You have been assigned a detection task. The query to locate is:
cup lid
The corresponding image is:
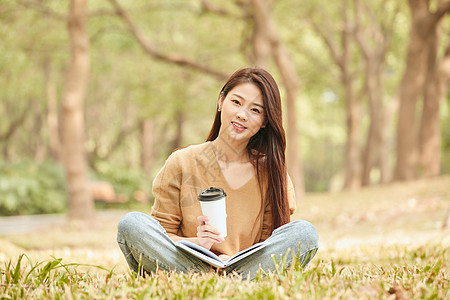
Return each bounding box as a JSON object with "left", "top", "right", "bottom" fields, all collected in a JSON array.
[{"left": 198, "top": 187, "right": 226, "bottom": 201}]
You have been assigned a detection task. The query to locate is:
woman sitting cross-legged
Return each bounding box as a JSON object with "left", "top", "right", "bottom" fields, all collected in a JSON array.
[{"left": 117, "top": 67, "right": 319, "bottom": 280}]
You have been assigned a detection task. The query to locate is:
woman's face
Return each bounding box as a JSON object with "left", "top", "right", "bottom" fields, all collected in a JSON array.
[{"left": 218, "top": 82, "right": 266, "bottom": 145}]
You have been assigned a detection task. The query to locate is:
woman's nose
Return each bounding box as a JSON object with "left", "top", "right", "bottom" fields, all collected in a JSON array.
[{"left": 236, "top": 107, "right": 248, "bottom": 121}]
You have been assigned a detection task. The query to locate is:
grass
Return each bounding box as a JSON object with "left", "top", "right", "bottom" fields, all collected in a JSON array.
[
  {"left": 1, "top": 176, "right": 450, "bottom": 299},
  {"left": 1, "top": 246, "right": 448, "bottom": 299}
]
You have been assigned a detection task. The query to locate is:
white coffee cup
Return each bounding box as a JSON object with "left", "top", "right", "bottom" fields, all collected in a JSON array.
[{"left": 198, "top": 187, "right": 227, "bottom": 238}]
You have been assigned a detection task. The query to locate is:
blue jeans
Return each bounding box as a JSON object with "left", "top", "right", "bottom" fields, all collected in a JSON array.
[{"left": 117, "top": 212, "right": 318, "bottom": 280}]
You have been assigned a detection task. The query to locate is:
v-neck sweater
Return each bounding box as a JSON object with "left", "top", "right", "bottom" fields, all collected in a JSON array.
[{"left": 150, "top": 142, "right": 296, "bottom": 256}]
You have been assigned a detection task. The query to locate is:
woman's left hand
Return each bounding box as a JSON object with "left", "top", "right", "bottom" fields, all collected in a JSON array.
[{"left": 196, "top": 216, "right": 224, "bottom": 250}]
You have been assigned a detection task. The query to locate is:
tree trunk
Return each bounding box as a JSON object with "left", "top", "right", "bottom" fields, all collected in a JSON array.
[
  {"left": 0, "top": 105, "right": 29, "bottom": 161},
  {"left": 379, "top": 105, "right": 394, "bottom": 184},
  {"left": 360, "top": 67, "right": 383, "bottom": 186},
  {"left": 358, "top": 51, "right": 389, "bottom": 186},
  {"left": 418, "top": 27, "right": 449, "bottom": 177},
  {"left": 342, "top": 0, "right": 362, "bottom": 189},
  {"left": 354, "top": 0, "right": 394, "bottom": 186},
  {"left": 171, "top": 107, "right": 184, "bottom": 152},
  {"left": 31, "top": 98, "right": 46, "bottom": 161},
  {"left": 379, "top": 90, "right": 399, "bottom": 184},
  {"left": 343, "top": 74, "right": 362, "bottom": 189},
  {"left": 141, "top": 119, "right": 154, "bottom": 175},
  {"left": 361, "top": 80, "right": 385, "bottom": 186},
  {"left": 394, "top": 0, "right": 450, "bottom": 181},
  {"left": 394, "top": 23, "right": 428, "bottom": 180},
  {"left": 308, "top": 0, "right": 363, "bottom": 190},
  {"left": 247, "top": 0, "right": 271, "bottom": 68},
  {"left": 44, "top": 57, "right": 62, "bottom": 162},
  {"left": 62, "top": 0, "right": 94, "bottom": 220}
]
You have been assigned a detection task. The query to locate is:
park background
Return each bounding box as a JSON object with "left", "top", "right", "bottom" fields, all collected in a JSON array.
[{"left": 1, "top": 0, "right": 449, "bottom": 298}]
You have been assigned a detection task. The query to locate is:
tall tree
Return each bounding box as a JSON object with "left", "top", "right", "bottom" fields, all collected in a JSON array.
[
  {"left": 62, "top": 0, "right": 94, "bottom": 220},
  {"left": 0, "top": 106, "right": 28, "bottom": 160},
  {"left": 309, "top": 0, "right": 363, "bottom": 189},
  {"left": 418, "top": 38, "right": 450, "bottom": 177},
  {"left": 250, "top": 0, "right": 305, "bottom": 197},
  {"left": 394, "top": 0, "right": 450, "bottom": 180},
  {"left": 354, "top": 0, "right": 398, "bottom": 185},
  {"left": 44, "top": 57, "right": 62, "bottom": 162},
  {"left": 244, "top": 0, "right": 271, "bottom": 68},
  {"left": 141, "top": 119, "right": 154, "bottom": 175}
]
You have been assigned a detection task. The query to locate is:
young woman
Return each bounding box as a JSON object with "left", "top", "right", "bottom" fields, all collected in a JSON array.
[{"left": 117, "top": 68, "right": 318, "bottom": 280}]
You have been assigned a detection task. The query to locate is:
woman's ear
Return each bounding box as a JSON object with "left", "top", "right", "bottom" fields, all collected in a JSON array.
[{"left": 218, "top": 93, "right": 225, "bottom": 111}]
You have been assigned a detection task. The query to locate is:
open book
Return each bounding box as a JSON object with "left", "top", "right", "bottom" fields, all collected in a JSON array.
[{"left": 175, "top": 240, "right": 267, "bottom": 269}]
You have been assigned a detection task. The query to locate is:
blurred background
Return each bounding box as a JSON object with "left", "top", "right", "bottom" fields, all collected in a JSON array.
[{"left": 1, "top": 0, "right": 449, "bottom": 221}]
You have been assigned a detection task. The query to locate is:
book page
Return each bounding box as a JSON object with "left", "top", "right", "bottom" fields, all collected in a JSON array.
[
  {"left": 175, "top": 240, "right": 225, "bottom": 268},
  {"left": 224, "top": 241, "right": 267, "bottom": 265},
  {"left": 175, "top": 239, "right": 268, "bottom": 269}
]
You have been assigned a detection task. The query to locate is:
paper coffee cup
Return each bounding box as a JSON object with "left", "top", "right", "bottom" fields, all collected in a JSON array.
[{"left": 198, "top": 187, "right": 227, "bottom": 238}]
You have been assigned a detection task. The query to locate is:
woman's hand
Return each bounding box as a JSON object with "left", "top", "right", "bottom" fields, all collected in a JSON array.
[{"left": 196, "top": 216, "right": 224, "bottom": 250}]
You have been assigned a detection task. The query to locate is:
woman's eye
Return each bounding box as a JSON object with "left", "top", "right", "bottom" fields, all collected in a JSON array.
[
  {"left": 231, "top": 99, "right": 240, "bottom": 105},
  {"left": 252, "top": 108, "right": 261, "bottom": 114}
]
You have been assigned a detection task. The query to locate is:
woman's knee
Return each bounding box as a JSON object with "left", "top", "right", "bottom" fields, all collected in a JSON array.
[
  {"left": 118, "top": 211, "right": 158, "bottom": 236},
  {"left": 288, "top": 220, "right": 319, "bottom": 250}
]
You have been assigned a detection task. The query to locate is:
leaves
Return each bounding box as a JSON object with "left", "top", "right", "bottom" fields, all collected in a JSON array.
[{"left": 0, "top": 160, "right": 66, "bottom": 215}]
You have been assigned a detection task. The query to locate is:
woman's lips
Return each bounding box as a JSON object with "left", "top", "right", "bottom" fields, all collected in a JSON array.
[{"left": 231, "top": 121, "right": 246, "bottom": 132}]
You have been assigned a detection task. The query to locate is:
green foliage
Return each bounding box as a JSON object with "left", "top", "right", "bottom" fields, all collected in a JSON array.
[
  {"left": 94, "top": 161, "right": 151, "bottom": 204},
  {"left": 1, "top": 0, "right": 449, "bottom": 196},
  {"left": 0, "top": 160, "right": 67, "bottom": 216}
]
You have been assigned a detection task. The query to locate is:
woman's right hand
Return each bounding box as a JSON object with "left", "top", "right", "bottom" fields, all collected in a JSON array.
[{"left": 196, "top": 216, "right": 224, "bottom": 250}]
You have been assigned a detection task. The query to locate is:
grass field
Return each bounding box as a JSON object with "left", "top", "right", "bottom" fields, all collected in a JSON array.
[{"left": 1, "top": 176, "right": 449, "bottom": 299}]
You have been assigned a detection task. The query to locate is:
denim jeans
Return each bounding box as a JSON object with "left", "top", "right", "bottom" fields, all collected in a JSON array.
[{"left": 117, "top": 211, "right": 319, "bottom": 280}]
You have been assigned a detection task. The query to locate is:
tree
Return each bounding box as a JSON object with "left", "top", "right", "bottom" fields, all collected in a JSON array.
[
  {"left": 62, "top": 0, "right": 95, "bottom": 220},
  {"left": 0, "top": 107, "right": 29, "bottom": 160},
  {"left": 418, "top": 33, "right": 450, "bottom": 177},
  {"left": 354, "top": 0, "right": 399, "bottom": 185},
  {"left": 394, "top": 0, "right": 450, "bottom": 180},
  {"left": 107, "top": 0, "right": 228, "bottom": 81},
  {"left": 308, "top": 0, "right": 363, "bottom": 189},
  {"left": 44, "top": 57, "right": 62, "bottom": 162},
  {"left": 141, "top": 119, "right": 154, "bottom": 175}
]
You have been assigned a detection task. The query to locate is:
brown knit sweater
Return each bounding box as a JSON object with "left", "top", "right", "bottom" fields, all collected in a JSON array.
[{"left": 150, "top": 142, "right": 296, "bottom": 256}]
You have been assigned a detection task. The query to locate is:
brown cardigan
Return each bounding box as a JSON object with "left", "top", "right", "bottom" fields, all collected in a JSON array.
[{"left": 150, "top": 142, "right": 296, "bottom": 256}]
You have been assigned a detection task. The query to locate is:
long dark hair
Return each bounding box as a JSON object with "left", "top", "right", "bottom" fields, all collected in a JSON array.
[{"left": 206, "top": 68, "right": 289, "bottom": 230}]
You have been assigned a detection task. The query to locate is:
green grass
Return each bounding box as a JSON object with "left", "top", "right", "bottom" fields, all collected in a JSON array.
[
  {"left": 1, "top": 246, "right": 448, "bottom": 299},
  {"left": 1, "top": 176, "right": 450, "bottom": 299}
]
